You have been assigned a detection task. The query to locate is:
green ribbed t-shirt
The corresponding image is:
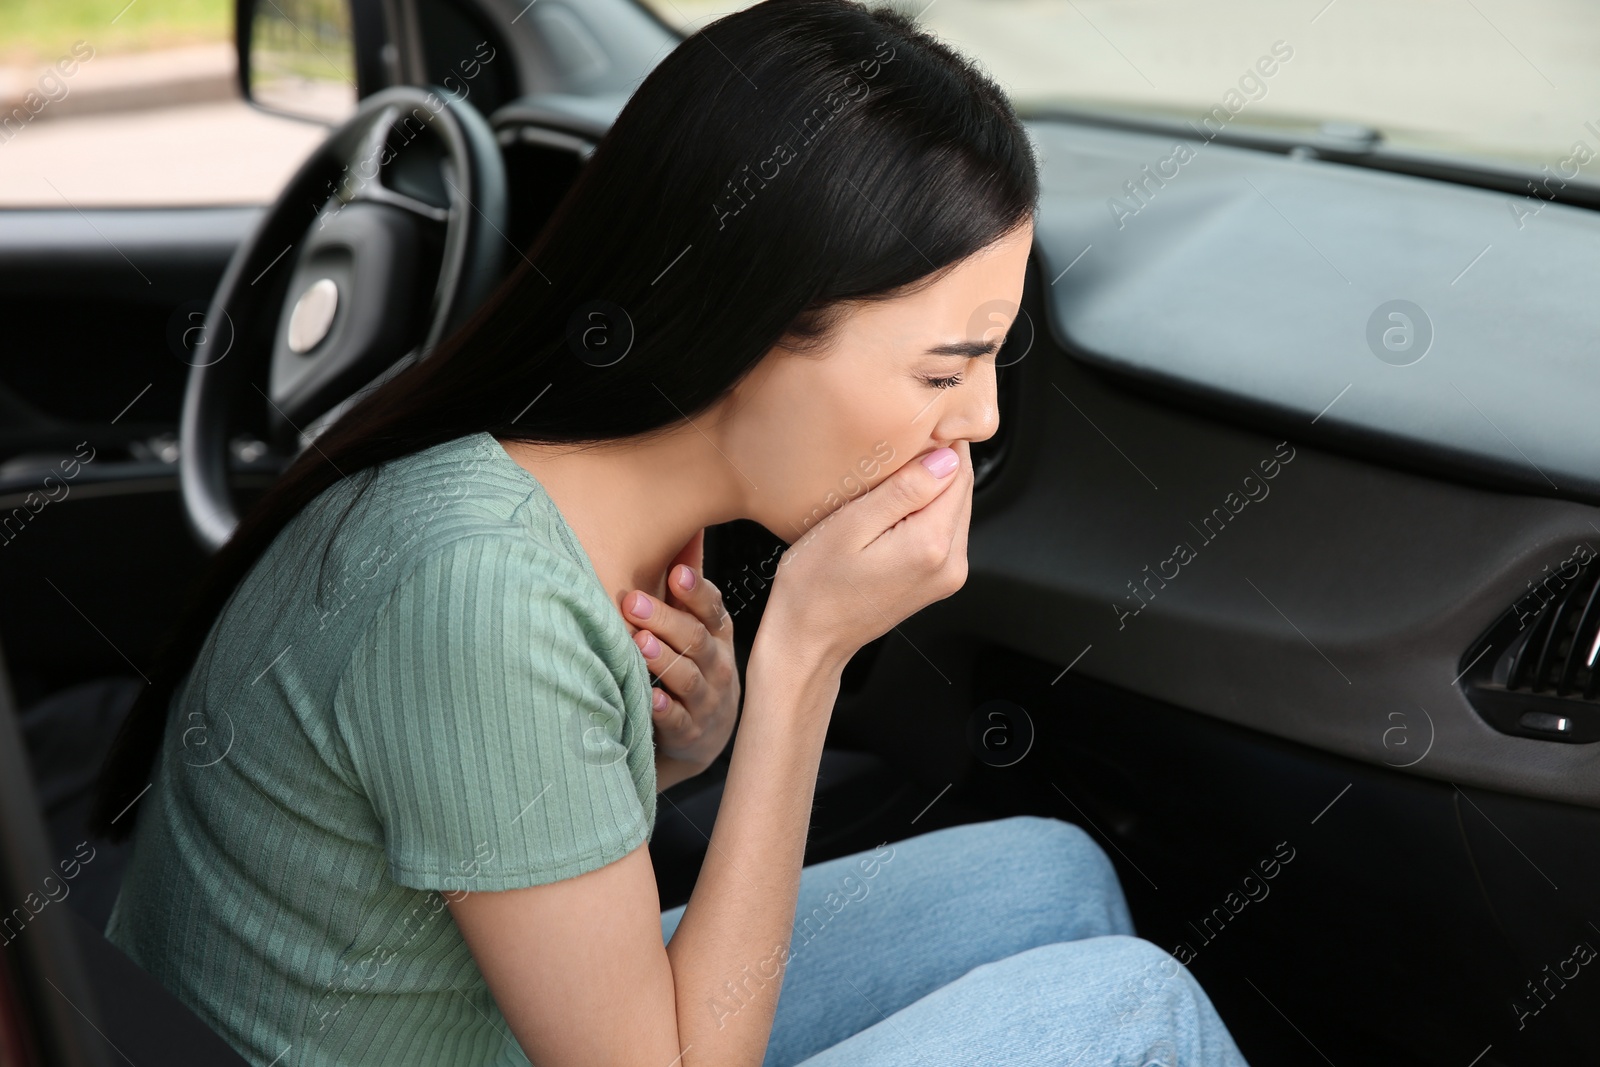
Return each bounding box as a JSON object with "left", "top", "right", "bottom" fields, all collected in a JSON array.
[{"left": 105, "top": 432, "right": 658, "bottom": 1066}]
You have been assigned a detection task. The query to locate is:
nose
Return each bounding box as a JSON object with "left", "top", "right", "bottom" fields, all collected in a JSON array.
[{"left": 939, "top": 358, "right": 1000, "bottom": 445}]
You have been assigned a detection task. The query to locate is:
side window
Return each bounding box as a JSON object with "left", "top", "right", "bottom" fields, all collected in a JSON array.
[{"left": 0, "top": 1, "right": 345, "bottom": 207}]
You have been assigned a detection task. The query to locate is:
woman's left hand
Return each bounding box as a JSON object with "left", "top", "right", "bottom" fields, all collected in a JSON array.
[{"left": 621, "top": 530, "right": 739, "bottom": 786}]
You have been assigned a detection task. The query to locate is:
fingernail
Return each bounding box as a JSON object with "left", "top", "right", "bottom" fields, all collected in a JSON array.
[
  {"left": 676, "top": 566, "right": 696, "bottom": 592},
  {"left": 921, "top": 447, "right": 958, "bottom": 478},
  {"left": 627, "top": 592, "right": 653, "bottom": 619},
  {"left": 652, "top": 688, "right": 668, "bottom": 712},
  {"left": 638, "top": 631, "right": 661, "bottom": 658}
]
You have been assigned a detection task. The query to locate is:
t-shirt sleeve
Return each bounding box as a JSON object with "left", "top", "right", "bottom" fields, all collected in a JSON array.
[{"left": 335, "top": 532, "right": 653, "bottom": 893}]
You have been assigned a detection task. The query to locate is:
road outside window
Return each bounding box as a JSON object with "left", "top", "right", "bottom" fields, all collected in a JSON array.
[{"left": 0, "top": 0, "right": 335, "bottom": 206}]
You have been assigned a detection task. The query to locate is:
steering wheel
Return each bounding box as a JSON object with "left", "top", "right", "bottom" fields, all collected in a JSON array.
[{"left": 179, "top": 85, "right": 508, "bottom": 553}]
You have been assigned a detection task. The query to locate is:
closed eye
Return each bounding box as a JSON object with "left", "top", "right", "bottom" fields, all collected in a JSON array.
[{"left": 920, "top": 373, "right": 964, "bottom": 390}]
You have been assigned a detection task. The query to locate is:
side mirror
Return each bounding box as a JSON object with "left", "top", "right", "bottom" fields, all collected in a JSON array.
[{"left": 237, "top": 0, "right": 361, "bottom": 125}]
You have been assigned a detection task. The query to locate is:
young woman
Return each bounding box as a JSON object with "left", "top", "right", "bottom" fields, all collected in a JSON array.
[{"left": 92, "top": 2, "right": 1251, "bottom": 1064}]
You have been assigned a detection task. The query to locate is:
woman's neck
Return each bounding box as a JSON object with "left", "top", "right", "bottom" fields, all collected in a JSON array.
[{"left": 494, "top": 433, "right": 744, "bottom": 611}]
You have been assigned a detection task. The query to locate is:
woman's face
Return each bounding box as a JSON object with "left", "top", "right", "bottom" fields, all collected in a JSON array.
[{"left": 719, "top": 220, "right": 1034, "bottom": 543}]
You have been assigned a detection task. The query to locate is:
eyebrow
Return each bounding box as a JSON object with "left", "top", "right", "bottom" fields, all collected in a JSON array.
[{"left": 924, "top": 337, "right": 1005, "bottom": 357}]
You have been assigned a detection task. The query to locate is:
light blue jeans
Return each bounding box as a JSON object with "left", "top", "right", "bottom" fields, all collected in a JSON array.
[{"left": 661, "top": 815, "right": 1251, "bottom": 1067}]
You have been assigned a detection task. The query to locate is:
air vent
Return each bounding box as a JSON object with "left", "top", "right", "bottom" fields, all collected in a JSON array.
[{"left": 1458, "top": 551, "right": 1600, "bottom": 743}]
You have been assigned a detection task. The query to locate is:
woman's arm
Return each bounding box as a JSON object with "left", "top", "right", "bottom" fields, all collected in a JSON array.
[{"left": 447, "top": 626, "right": 842, "bottom": 1067}]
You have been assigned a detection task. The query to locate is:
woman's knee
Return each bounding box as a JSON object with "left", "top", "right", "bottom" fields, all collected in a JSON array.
[
  {"left": 999, "top": 815, "right": 1115, "bottom": 876},
  {"left": 991, "top": 816, "right": 1127, "bottom": 917},
  {"left": 1024, "top": 937, "right": 1227, "bottom": 1066},
  {"left": 938, "top": 813, "right": 1103, "bottom": 867},
  {"left": 885, "top": 814, "right": 1132, "bottom": 941},
  {"left": 1087, "top": 935, "right": 1198, "bottom": 1022},
  {"left": 982, "top": 935, "right": 1196, "bottom": 1017},
  {"left": 803, "top": 938, "right": 1234, "bottom": 1067}
]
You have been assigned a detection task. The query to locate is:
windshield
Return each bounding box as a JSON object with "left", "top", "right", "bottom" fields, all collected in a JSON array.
[{"left": 637, "top": 0, "right": 1600, "bottom": 181}]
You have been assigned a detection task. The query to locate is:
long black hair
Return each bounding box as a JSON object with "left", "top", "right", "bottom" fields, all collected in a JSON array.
[{"left": 91, "top": 0, "right": 1039, "bottom": 840}]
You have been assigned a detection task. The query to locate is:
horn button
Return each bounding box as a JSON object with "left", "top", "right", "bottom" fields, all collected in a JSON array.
[{"left": 268, "top": 200, "right": 441, "bottom": 427}]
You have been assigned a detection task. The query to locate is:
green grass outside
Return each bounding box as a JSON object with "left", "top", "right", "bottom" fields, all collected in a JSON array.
[{"left": 0, "top": 0, "right": 232, "bottom": 65}]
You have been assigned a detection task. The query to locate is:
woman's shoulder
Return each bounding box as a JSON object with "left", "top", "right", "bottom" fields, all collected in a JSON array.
[
  {"left": 321, "top": 432, "right": 583, "bottom": 585},
  {"left": 254, "top": 432, "right": 607, "bottom": 648},
  {"left": 359, "top": 431, "right": 543, "bottom": 537}
]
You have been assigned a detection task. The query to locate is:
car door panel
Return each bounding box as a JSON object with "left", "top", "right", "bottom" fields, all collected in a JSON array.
[{"left": 0, "top": 207, "right": 263, "bottom": 704}]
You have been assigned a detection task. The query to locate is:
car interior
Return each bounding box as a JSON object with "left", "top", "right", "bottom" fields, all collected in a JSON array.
[{"left": 1, "top": 0, "right": 1597, "bottom": 1064}]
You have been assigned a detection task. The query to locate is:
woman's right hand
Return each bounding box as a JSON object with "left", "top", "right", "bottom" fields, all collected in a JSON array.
[{"left": 759, "top": 437, "right": 974, "bottom": 673}]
